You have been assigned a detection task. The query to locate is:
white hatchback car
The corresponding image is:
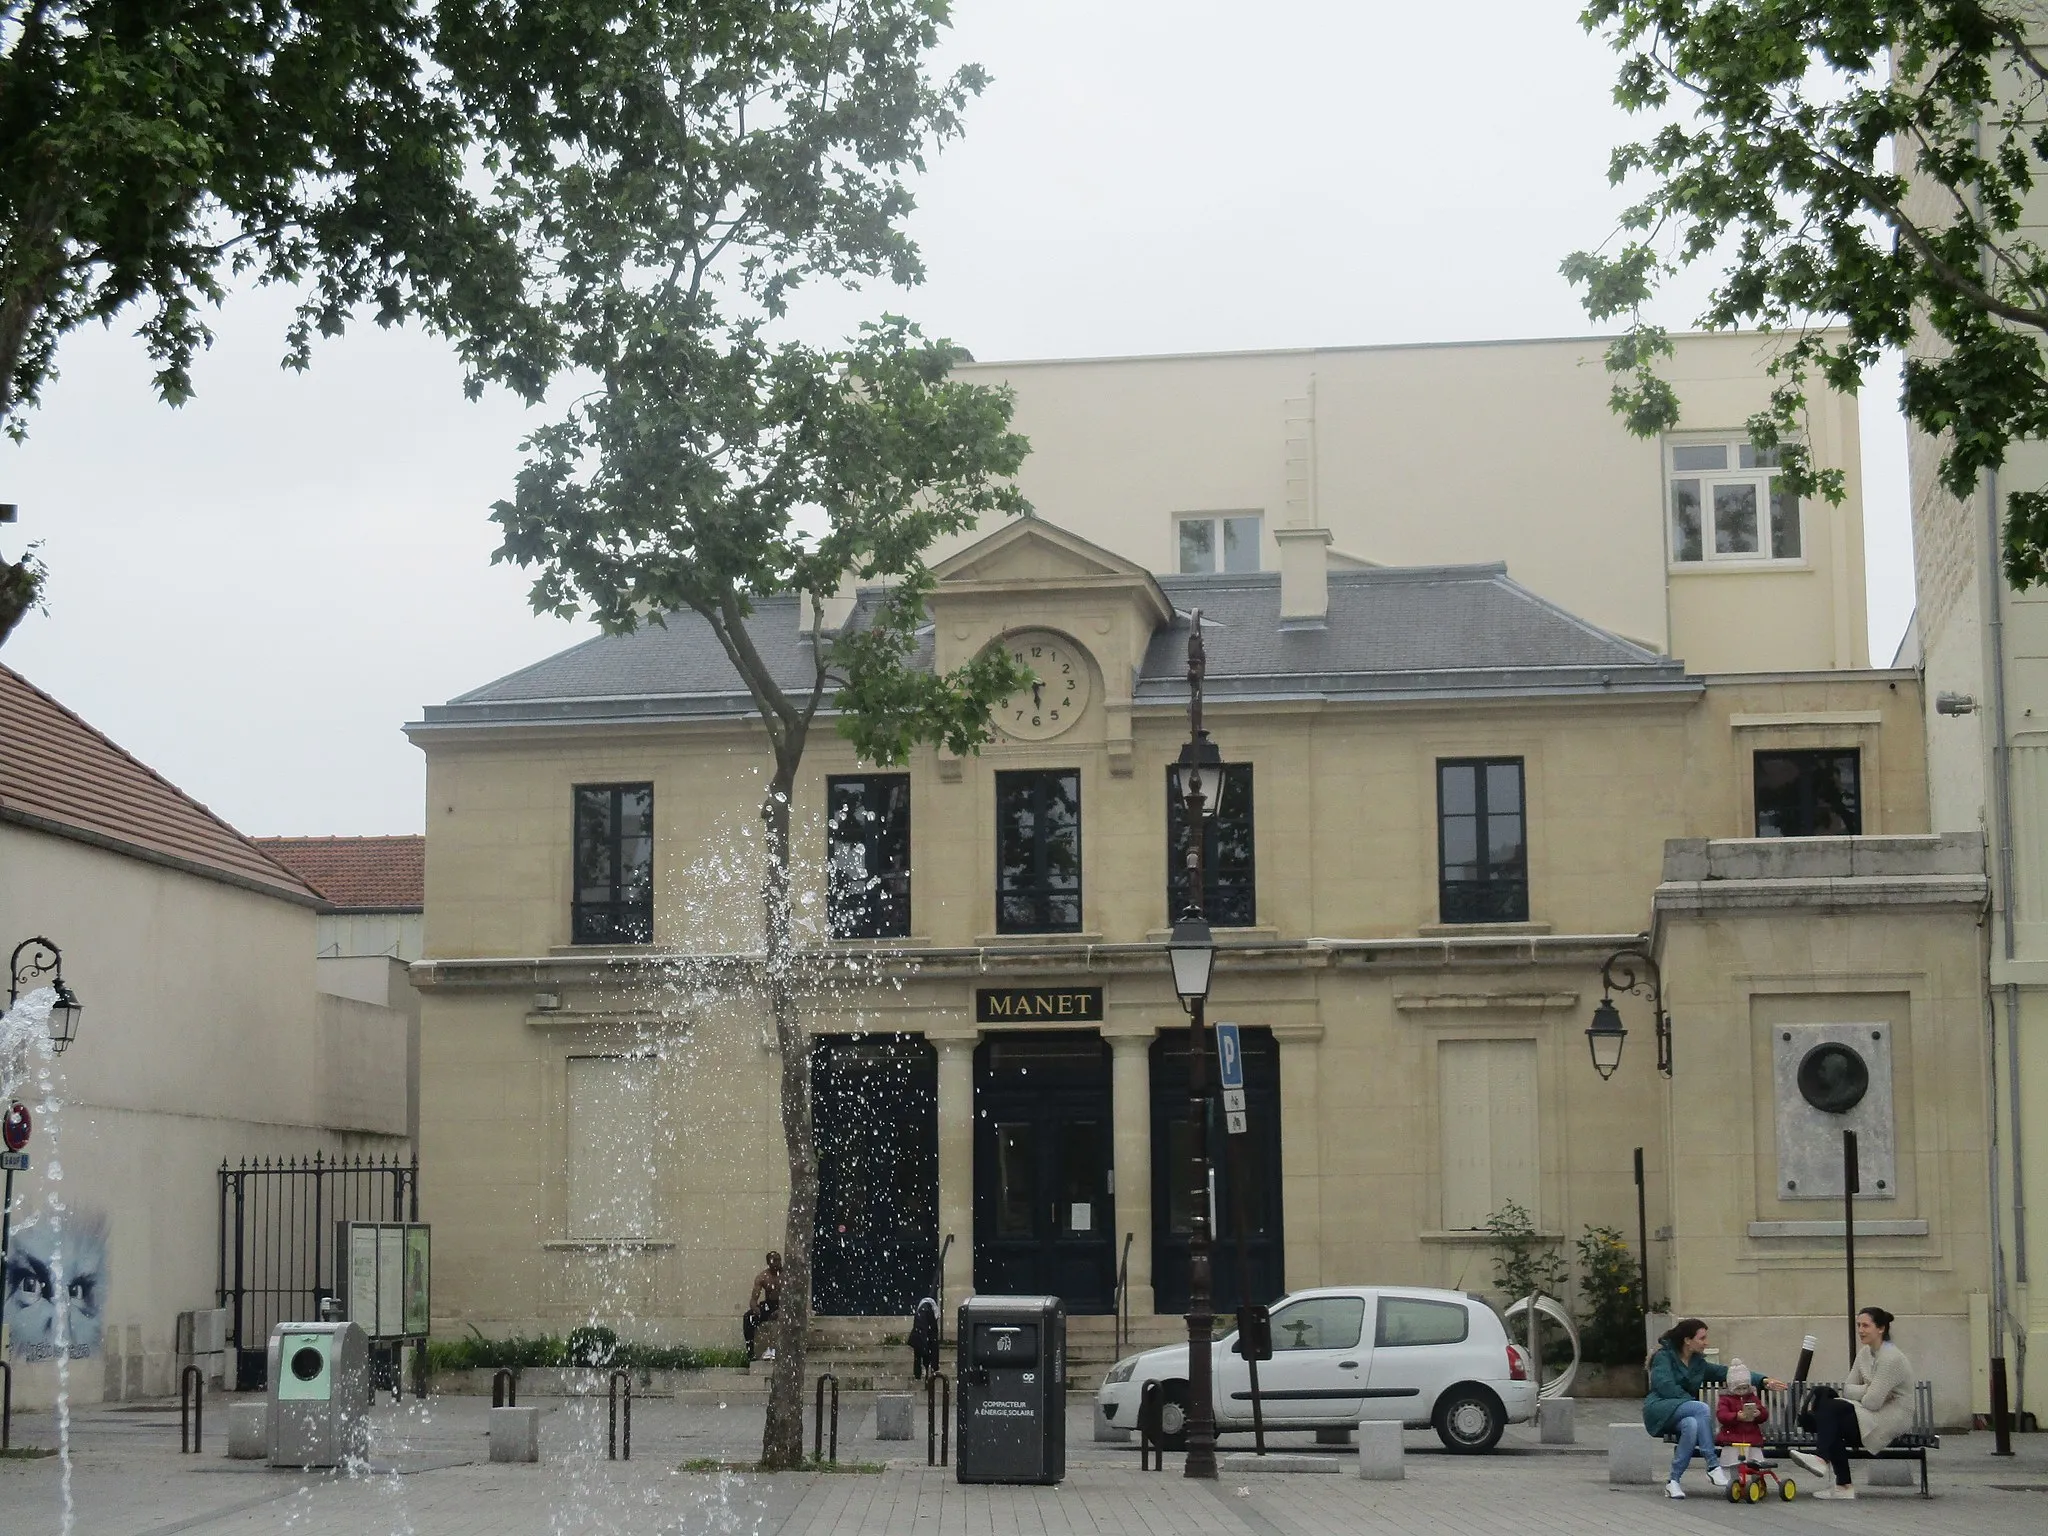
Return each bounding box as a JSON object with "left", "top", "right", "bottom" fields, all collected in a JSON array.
[{"left": 1095, "top": 1286, "right": 1537, "bottom": 1453}]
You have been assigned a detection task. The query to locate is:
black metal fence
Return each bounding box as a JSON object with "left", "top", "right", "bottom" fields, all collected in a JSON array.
[{"left": 217, "top": 1153, "right": 417, "bottom": 1387}]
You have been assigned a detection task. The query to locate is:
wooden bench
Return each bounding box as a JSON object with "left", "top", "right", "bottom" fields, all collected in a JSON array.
[{"left": 1682, "top": 1381, "right": 1939, "bottom": 1497}]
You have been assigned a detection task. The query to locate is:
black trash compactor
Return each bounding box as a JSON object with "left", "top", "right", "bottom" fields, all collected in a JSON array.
[{"left": 955, "top": 1295, "right": 1066, "bottom": 1484}]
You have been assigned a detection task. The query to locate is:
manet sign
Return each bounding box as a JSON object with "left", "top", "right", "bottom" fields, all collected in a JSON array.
[{"left": 975, "top": 987, "right": 1103, "bottom": 1024}]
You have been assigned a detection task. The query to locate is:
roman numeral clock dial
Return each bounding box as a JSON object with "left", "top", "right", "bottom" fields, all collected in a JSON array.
[{"left": 996, "top": 631, "right": 1090, "bottom": 741}]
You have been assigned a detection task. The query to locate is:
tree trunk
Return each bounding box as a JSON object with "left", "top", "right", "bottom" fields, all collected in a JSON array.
[{"left": 758, "top": 761, "right": 819, "bottom": 1468}]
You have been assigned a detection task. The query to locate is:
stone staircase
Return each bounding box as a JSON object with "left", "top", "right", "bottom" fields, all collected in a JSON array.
[{"left": 797, "top": 1312, "right": 1185, "bottom": 1393}]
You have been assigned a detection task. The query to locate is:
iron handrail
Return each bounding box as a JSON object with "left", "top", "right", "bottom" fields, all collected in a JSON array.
[{"left": 1115, "top": 1232, "right": 1134, "bottom": 1357}]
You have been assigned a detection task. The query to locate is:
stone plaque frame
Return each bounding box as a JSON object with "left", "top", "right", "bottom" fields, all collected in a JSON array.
[{"left": 1771, "top": 1023, "right": 1896, "bottom": 1200}]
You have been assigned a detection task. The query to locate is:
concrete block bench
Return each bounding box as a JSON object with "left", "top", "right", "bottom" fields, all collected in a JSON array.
[
  {"left": 489, "top": 1406, "right": 540, "bottom": 1463},
  {"left": 226, "top": 1401, "right": 268, "bottom": 1460},
  {"left": 1357, "top": 1420, "right": 1403, "bottom": 1481},
  {"left": 1609, "top": 1423, "right": 1665, "bottom": 1484}
]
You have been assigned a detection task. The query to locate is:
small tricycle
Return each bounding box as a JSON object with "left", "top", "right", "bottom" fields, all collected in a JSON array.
[{"left": 1726, "top": 1453, "right": 1797, "bottom": 1503}]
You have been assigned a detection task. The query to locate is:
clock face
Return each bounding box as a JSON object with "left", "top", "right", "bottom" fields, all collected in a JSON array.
[{"left": 997, "top": 631, "right": 1091, "bottom": 740}]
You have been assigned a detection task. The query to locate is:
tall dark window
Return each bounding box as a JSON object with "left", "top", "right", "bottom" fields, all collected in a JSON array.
[
  {"left": 572, "top": 784, "right": 653, "bottom": 943},
  {"left": 1754, "top": 750, "right": 1861, "bottom": 836},
  {"left": 827, "top": 774, "right": 912, "bottom": 938},
  {"left": 1437, "top": 758, "right": 1528, "bottom": 923},
  {"left": 1165, "top": 764, "right": 1256, "bottom": 926},
  {"left": 996, "top": 769, "right": 1082, "bottom": 933}
]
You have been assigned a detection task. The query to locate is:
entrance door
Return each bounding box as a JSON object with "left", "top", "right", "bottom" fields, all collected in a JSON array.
[
  {"left": 812, "top": 1035, "right": 938, "bottom": 1315},
  {"left": 973, "top": 1032, "right": 1116, "bottom": 1312},
  {"left": 1151, "top": 1026, "right": 1284, "bottom": 1313}
]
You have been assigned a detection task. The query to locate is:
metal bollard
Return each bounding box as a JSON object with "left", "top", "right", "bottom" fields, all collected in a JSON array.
[
  {"left": 2, "top": 1359, "right": 12, "bottom": 1451},
  {"left": 179, "top": 1365, "right": 204, "bottom": 1454},
  {"left": 813, "top": 1372, "right": 839, "bottom": 1463},
  {"left": 925, "top": 1371, "right": 950, "bottom": 1467},
  {"left": 607, "top": 1370, "right": 632, "bottom": 1461},
  {"left": 491, "top": 1369, "right": 517, "bottom": 1408},
  {"left": 1137, "top": 1381, "right": 1164, "bottom": 1471}
]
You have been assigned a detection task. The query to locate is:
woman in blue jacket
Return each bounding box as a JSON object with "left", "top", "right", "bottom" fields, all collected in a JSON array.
[{"left": 1644, "top": 1318, "right": 1785, "bottom": 1499}]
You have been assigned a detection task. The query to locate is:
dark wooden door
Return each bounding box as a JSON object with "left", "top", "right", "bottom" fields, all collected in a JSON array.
[
  {"left": 1151, "top": 1026, "right": 1284, "bottom": 1314},
  {"left": 812, "top": 1035, "right": 938, "bottom": 1315},
  {"left": 973, "top": 1033, "right": 1116, "bottom": 1312}
]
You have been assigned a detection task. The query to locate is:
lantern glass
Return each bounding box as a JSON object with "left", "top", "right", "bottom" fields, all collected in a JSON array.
[
  {"left": 1167, "top": 916, "right": 1215, "bottom": 1004},
  {"left": 1586, "top": 996, "right": 1626, "bottom": 1080},
  {"left": 1173, "top": 733, "right": 1224, "bottom": 819},
  {"left": 47, "top": 980, "right": 82, "bottom": 1053}
]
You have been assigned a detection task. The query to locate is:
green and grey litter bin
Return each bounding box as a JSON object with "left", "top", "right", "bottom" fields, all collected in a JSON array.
[
  {"left": 266, "top": 1321, "right": 370, "bottom": 1468},
  {"left": 956, "top": 1295, "right": 1065, "bottom": 1484}
]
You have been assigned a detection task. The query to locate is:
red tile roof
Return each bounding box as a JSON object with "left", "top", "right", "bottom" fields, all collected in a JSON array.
[
  {"left": 0, "top": 663, "right": 320, "bottom": 904},
  {"left": 253, "top": 836, "right": 424, "bottom": 911}
]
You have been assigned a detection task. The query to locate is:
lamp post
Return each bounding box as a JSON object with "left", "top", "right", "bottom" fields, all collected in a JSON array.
[
  {"left": 1169, "top": 611, "right": 1221, "bottom": 1480},
  {"left": 1584, "top": 942, "right": 1668, "bottom": 1081}
]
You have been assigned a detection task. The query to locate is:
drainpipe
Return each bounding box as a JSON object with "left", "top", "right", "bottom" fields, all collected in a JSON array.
[{"left": 1983, "top": 465, "right": 2029, "bottom": 1425}]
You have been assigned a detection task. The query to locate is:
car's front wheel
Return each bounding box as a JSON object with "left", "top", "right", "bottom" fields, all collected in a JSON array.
[
  {"left": 1432, "top": 1385, "right": 1505, "bottom": 1453},
  {"left": 1145, "top": 1380, "right": 1190, "bottom": 1451}
]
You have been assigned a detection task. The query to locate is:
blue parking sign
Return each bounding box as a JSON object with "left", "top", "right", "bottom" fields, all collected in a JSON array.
[{"left": 1215, "top": 1022, "right": 1245, "bottom": 1091}]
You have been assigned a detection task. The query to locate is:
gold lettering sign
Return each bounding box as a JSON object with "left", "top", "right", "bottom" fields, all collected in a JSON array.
[{"left": 976, "top": 987, "right": 1104, "bottom": 1024}]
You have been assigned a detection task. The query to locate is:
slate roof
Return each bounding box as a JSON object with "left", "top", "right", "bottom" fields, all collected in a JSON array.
[
  {"left": 254, "top": 835, "right": 425, "bottom": 911},
  {"left": 0, "top": 663, "right": 321, "bottom": 904},
  {"left": 416, "top": 563, "right": 1689, "bottom": 731}
]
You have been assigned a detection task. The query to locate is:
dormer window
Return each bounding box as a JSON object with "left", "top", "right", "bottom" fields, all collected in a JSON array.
[{"left": 1177, "top": 513, "right": 1262, "bottom": 574}]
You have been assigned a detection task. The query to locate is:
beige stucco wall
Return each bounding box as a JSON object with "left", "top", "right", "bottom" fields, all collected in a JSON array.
[
  {"left": 0, "top": 826, "right": 409, "bottom": 1409},
  {"left": 946, "top": 332, "right": 1867, "bottom": 673},
  {"left": 422, "top": 674, "right": 1925, "bottom": 965},
  {"left": 1652, "top": 839, "right": 1992, "bottom": 1428}
]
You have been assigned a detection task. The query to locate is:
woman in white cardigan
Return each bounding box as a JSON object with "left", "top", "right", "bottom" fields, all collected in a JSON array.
[{"left": 1794, "top": 1307, "right": 1915, "bottom": 1500}]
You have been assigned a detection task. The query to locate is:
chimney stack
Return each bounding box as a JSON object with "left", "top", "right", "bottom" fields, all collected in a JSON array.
[{"left": 1275, "top": 527, "right": 1332, "bottom": 625}]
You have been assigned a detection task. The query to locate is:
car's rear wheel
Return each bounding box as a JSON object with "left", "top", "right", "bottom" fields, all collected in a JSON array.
[
  {"left": 1146, "top": 1380, "right": 1190, "bottom": 1451},
  {"left": 1431, "top": 1385, "right": 1505, "bottom": 1453}
]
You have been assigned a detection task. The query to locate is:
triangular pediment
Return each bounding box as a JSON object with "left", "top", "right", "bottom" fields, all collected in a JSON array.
[{"left": 933, "top": 516, "right": 1160, "bottom": 590}]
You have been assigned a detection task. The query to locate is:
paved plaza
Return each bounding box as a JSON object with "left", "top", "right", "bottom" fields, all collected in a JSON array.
[{"left": 2, "top": 1394, "right": 2045, "bottom": 1536}]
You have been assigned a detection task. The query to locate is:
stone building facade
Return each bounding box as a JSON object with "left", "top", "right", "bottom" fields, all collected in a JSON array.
[{"left": 409, "top": 500, "right": 1991, "bottom": 1422}]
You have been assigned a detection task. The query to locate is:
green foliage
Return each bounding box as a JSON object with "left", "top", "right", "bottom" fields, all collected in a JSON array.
[
  {"left": 1567, "top": 1, "right": 2048, "bottom": 588},
  {"left": 1483, "top": 1201, "right": 1569, "bottom": 1302},
  {"left": 567, "top": 1323, "right": 619, "bottom": 1367},
  {"left": 425, "top": 1327, "right": 750, "bottom": 1373},
  {"left": 0, "top": 543, "right": 48, "bottom": 644},
  {"left": 1575, "top": 1224, "right": 1651, "bottom": 1366},
  {"left": 0, "top": 0, "right": 552, "bottom": 438}
]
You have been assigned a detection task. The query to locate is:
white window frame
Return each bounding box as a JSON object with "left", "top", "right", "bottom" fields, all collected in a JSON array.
[
  {"left": 1664, "top": 435, "right": 1804, "bottom": 567},
  {"left": 1174, "top": 512, "right": 1263, "bottom": 574}
]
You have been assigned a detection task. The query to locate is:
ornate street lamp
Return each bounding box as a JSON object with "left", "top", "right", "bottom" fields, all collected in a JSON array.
[
  {"left": 9, "top": 936, "right": 83, "bottom": 1054},
  {"left": 1585, "top": 997, "right": 1627, "bottom": 1080},
  {"left": 1171, "top": 610, "right": 1221, "bottom": 1480},
  {"left": 1586, "top": 943, "right": 1668, "bottom": 1080}
]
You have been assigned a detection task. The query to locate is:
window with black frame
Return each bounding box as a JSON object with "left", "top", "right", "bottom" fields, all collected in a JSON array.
[
  {"left": 1437, "top": 758, "right": 1528, "bottom": 923},
  {"left": 1164, "top": 763, "right": 1255, "bottom": 925},
  {"left": 572, "top": 783, "right": 654, "bottom": 943},
  {"left": 995, "top": 769, "right": 1082, "bottom": 933},
  {"left": 1754, "top": 749, "right": 1861, "bottom": 837},
  {"left": 826, "top": 774, "right": 912, "bottom": 938}
]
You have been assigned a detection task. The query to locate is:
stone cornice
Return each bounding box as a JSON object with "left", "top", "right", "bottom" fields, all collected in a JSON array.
[
  {"left": 1653, "top": 873, "right": 1989, "bottom": 917},
  {"left": 410, "top": 931, "right": 1648, "bottom": 993}
]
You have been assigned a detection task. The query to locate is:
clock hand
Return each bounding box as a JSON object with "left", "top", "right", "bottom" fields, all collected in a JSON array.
[{"left": 1032, "top": 680, "right": 1043, "bottom": 707}]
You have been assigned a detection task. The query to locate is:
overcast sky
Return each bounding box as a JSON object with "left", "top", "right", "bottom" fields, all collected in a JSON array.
[{"left": 1, "top": 1, "right": 1914, "bottom": 836}]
